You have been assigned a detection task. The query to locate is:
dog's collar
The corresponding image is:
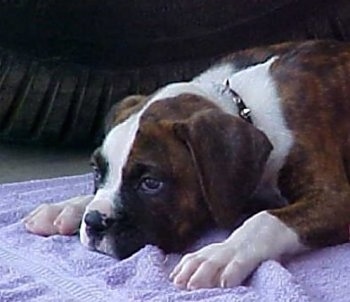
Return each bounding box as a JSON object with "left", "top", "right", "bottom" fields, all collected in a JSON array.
[{"left": 222, "top": 79, "right": 253, "bottom": 124}]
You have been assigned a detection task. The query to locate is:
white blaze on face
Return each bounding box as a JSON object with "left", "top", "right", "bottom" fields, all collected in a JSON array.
[
  {"left": 101, "top": 114, "right": 141, "bottom": 193},
  {"left": 80, "top": 82, "right": 209, "bottom": 248}
]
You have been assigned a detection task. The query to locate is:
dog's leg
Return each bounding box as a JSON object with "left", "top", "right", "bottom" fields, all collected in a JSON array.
[
  {"left": 170, "top": 209, "right": 305, "bottom": 289},
  {"left": 22, "top": 195, "right": 93, "bottom": 236},
  {"left": 170, "top": 188, "right": 350, "bottom": 290}
]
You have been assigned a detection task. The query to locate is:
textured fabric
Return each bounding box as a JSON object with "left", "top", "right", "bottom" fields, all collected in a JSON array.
[{"left": 0, "top": 174, "right": 349, "bottom": 302}]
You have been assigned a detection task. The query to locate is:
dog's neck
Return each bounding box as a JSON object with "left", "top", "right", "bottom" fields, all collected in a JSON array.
[
  {"left": 192, "top": 57, "right": 294, "bottom": 188},
  {"left": 192, "top": 57, "right": 279, "bottom": 126}
]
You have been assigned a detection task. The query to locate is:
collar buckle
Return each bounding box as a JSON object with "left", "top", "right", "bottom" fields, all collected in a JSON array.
[{"left": 222, "top": 79, "right": 253, "bottom": 124}]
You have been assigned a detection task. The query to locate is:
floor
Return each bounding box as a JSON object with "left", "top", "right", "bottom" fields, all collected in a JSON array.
[{"left": 0, "top": 143, "right": 92, "bottom": 184}]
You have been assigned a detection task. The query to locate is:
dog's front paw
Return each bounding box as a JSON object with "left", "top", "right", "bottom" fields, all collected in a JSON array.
[
  {"left": 22, "top": 195, "right": 93, "bottom": 236},
  {"left": 170, "top": 211, "right": 304, "bottom": 290},
  {"left": 170, "top": 241, "right": 258, "bottom": 290}
]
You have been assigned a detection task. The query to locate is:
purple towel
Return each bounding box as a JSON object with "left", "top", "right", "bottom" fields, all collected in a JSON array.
[{"left": 0, "top": 174, "right": 349, "bottom": 302}]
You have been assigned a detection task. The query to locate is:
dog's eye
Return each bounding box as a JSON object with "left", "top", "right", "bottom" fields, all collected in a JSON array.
[
  {"left": 92, "top": 165, "right": 102, "bottom": 183},
  {"left": 139, "top": 177, "right": 163, "bottom": 195}
]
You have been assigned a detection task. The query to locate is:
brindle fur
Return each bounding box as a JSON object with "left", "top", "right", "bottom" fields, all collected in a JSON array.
[{"left": 222, "top": 40, "right": 350, "bottom": 247}]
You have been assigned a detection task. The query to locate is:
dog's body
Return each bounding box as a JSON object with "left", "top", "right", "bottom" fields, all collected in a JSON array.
[{"left": 24, "top": 40, "right": 350, "bottom": 289}]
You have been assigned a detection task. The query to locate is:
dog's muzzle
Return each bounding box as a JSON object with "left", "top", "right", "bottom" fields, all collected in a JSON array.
[
  {"left": 80, "top": 202, "right": 145, "bottom": 259},
  {"left": 84, "top": 210, "right": 115, "bottom": 236},
  {"left": 80, "top": 202, "right": 118, "bottom": 256}
]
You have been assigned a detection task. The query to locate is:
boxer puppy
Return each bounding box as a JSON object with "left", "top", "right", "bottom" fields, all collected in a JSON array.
[{"left": 23, "top": 40, "right": 350, "bottom": 290}]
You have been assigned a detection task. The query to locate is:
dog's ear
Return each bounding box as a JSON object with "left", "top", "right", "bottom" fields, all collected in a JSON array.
[
  {"left": 104, "top": 95, "right": 147, "bottom": 134},
  {"left": 173, "top": 109, "right": 273, "bottom": 228}
]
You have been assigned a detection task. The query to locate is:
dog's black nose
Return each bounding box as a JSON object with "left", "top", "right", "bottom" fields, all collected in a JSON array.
[{"left": 84, "top": 210, "right": 113, "bottom": 233}]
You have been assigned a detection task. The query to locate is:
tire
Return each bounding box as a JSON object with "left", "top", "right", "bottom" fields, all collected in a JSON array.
[{"left": 0, "top": 0, "right": 349, "bottom": 146}]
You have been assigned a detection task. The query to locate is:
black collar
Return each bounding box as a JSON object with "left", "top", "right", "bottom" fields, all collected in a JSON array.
[{"left": 222, "top": 79, "right": 253, "bottom": 124}]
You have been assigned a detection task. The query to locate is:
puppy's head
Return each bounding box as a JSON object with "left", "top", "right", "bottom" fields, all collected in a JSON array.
[{"left": 80, "top": 83, "right": 272, "bottom": 259}]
